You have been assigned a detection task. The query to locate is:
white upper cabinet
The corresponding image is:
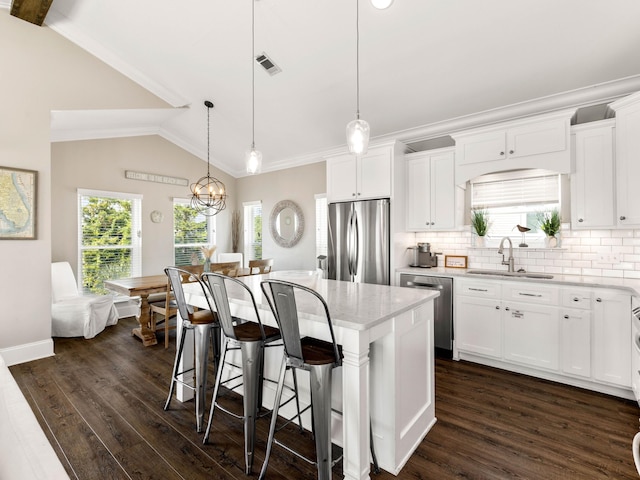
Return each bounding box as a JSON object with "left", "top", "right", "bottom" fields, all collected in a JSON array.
[
  {"left": 570, "top": 120, "right": 615, "bottom": 229},
  {"left": 452, "top": 109, "right": 574, "bottom": 185},
  {"left": 326, "top": 144, "right": 394, "bottom": 203},
  {"left": 610, "top": 92, "right": 640, "bottom": 226},
  {"left": 405, "top": 148, "right": 462, "bottom": 231}
]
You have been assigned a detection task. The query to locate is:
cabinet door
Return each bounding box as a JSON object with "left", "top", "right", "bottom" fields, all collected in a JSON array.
[
  {"left": 405, "top": 156, "right": 431, "bottom": 231},
  {"left": 560, "top": 309, "right": 591, "bottom": 378},
  {"left": 503, "top": 301, "right": 559, "bottom": 371},
  {"left": 455, "top": 295, "right": 502, "bottom": 358},
  {"left": 615, "top": 102, "right": 640, "bottom": 226},
  {"left": 455, "top": 130, "right": 505, "bottom": 165},
  {"left": 358, "top": 147, "right": 392, "bottom": 200},
  {"left": 429, "top": 151, "right": 456, "bottom": 230},
  {"left": 327, "top": 154, "right": 357, "bottom": 202},
  {"left": 593, "top": 291, "right": 631, "bottom": 387},
  {"left": 507, "top": 118, "right": 567, "bottom": 159},
  {"left": 571, "top": 124, "right": 615, "bottom": 229}
]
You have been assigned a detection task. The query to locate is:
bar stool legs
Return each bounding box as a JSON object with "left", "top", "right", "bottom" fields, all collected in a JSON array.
[
  {"left": 309, "top": 363, "right": 334, "bottom": 480},
  {"left": 203, "top": 337, "right": 263, "bottom": 475},
  {"left": 164, "top": 321, "right": 217, "bottom": 433}
]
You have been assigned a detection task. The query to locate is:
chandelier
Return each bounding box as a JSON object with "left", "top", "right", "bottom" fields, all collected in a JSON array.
[
  {"left": 190, "top": 100, "right": 227, "bottom": 216},
  {"left": 346, "top": 0, "right": 370, "bottom": 156}
]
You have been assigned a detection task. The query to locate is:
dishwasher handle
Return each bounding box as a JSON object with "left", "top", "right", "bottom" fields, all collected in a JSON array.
[{"left": 405, "top": 281, "right": 444, "bottom": 290}]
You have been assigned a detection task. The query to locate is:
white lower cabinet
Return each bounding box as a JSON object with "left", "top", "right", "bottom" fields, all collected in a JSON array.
[
  {"left": 455, "top": 277, "right": 632, "bottom": 397},
  {"left": 456, "top": 295, "right": 502, "bottom": 359},
  {"left": 592, "top": 290, "right": 631, "bottom": 387},
  {"left": 503, "top": 302, "right": 559, "bottom": 370},
  {"left": 560, "top": 308, "right": 591, "bottom": 378}
]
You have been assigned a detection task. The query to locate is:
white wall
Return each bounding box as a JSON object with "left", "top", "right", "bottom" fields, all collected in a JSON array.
[
  {"left": 236, "top": 162, "right": 326, "bottom": 272},
  {"left": 51, "top": 136, "right": 236, "bottom": 276},
  {"left": 0, "top": 9, "right": 168, "bottom": 364}
]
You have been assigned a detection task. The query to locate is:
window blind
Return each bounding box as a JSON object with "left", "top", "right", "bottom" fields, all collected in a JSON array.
[
  {"left": 243, "top": 201, "right": 262, "bottom": 261},
  {"left": 315, "top": 194, "right": 328, "bottom": 257},
  {"left": 472, "top": 171, "right": 560, "bottom": 208}
]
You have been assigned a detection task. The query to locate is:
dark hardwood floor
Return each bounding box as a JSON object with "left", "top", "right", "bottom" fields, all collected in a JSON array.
[{"left": 9, "top": 315, "right": 640, "bottom": 479}]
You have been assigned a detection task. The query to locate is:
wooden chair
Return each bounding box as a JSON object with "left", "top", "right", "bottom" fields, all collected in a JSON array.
[
  {"left": 248, "top": 258, "right": 273, "bottom": 275},
  {"left": 150, "top": 264, "right": 204, "bottom": 348},
  {"left": 209, "top": 261, "right": 241, "bottom": 277}
]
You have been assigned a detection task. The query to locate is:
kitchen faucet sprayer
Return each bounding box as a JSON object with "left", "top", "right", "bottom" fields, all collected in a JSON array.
[{"left": 498, "top": 237, "right": 515, "bottom": 272}]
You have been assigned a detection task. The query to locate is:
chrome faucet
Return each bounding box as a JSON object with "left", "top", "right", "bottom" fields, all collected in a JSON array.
[{"left": 498, "top": 237, "right": 515, "bottom": 272}]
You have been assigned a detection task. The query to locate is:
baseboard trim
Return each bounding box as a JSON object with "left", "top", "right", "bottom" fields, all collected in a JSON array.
[{"left": 0, "top": 339, "right": 55, "bottom": 366}]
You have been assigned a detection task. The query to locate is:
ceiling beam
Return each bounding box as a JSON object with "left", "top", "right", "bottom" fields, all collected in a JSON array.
[{"left": 11, "top": 0, "right": 53, "bottom": 26}]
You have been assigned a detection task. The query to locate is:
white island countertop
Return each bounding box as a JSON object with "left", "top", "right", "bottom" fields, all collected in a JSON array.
[{"left": 397, "top": 266, "right": 640, "bottom": 296}]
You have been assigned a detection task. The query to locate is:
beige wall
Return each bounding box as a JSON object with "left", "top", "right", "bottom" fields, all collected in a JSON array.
[
  {"left": 236, "top": 162, "right": 326, "bottom": 272},
  {"left": 0, "top": 9, "right": 167, "bottom": 362},
  {"left": 51, "top": 136, "right": 236, "bottom": 276}
]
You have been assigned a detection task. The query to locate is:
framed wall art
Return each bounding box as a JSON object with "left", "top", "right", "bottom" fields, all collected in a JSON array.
[
  {"left": 444, "top": 255, "right": 468, "bottom": 268},
  {"left": 0, "top": 166, "right": 37, "bottom": 239}
]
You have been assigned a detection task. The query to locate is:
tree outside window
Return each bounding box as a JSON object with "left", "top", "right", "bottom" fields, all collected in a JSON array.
[
  {"left": 173, "top": 199, "right": 216, "bottom": 266},
  {"left": 78, "top": 190, "right": 141, "bottom": 294}
]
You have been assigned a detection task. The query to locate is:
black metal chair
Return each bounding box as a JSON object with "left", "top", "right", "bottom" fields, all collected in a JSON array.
[
  {"left": 259, "top": 279, "right": 379, "bottom": 480},
  {"left": 163, "top": 267, "right": 220, "bottom": 433},
  {"left": 201, "top": 272, "right": 300, "bottom": 474}
]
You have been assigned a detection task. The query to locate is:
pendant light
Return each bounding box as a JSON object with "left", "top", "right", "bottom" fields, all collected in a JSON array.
[
  {"left": 246, "top": 0, "right": 262, "bottom": 175},
  {"left": 190, "top": 100, "right": 227, "bottom": 216},
  {"left": 346, "top": 0, "right": 370, "bottom": 156}
]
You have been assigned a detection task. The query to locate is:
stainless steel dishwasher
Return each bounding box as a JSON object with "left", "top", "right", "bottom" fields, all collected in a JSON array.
[{"left": 399, "top": 274, "right": 453, "bottom": 358}]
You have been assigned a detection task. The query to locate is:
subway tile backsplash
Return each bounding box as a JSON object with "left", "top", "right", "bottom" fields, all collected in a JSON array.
[{"left": 414, "top": 226, "right": 640, "bottom": 278}]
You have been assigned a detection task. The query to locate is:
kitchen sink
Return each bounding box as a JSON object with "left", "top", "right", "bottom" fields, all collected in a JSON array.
[{"left": 466, "top": 269, "right": 554, "bottom": 279}]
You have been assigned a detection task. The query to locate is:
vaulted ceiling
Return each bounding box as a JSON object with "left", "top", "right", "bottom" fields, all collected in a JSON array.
[{"left": 19, "top": 0, "right": 640, "bottom": 177}]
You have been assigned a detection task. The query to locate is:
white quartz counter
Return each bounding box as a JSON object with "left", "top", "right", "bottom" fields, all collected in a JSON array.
[{"left": 397, "top": 266, "right": 640, "bottom": 296}]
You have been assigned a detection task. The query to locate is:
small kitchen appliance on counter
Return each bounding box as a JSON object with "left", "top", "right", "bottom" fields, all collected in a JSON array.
[{"left": 408, "top": 242, "right": 438, "bottom": 268}]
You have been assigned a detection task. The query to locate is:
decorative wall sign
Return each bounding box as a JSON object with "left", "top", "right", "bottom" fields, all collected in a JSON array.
[
  {"left": 125, "top": 170, "right": 188, "bottom": 186},
  {"left": 0, "top": 166, "right": 37, "bottom": 239},
  {"left": 444, "top": 255, "right": 468, "bottom": 268}
]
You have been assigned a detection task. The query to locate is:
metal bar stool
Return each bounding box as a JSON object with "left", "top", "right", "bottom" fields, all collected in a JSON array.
[
  {"left": 259, "top": 279, "right": 379, "bottom": 480},
  {"left": 201, "top": 272, "right": 301, "bottom": 475},
  {"left": 163, "top": 267, "right": 220, "bottom": 433}
]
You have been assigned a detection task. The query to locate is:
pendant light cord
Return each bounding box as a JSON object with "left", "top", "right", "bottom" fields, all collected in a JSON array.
[
  {"left": 356, "top": 0, "right": 361, "bottom": 120},
  {"left": 251, "top": 0, "right": 256, "bottom": 149},
  {"left": 206, "top": 102, "right": 211, "bottom": 178}
]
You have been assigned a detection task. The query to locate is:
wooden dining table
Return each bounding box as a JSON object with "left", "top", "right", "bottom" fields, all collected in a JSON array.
[
  {"left": 104, "top": 274, "right": 169, "bottom": 346},
  {"left": 104, "top": 268, "right": 251, "bottom": 346}
]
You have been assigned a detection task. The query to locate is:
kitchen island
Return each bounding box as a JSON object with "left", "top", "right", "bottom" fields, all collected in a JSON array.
[{"left": 181, "top": 272, "right": 438, "bottom": 480}]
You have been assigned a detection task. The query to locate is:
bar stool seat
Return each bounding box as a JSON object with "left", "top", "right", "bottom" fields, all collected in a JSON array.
[{"left": 163, "top": 267, "right": 220, "bottom": 433}]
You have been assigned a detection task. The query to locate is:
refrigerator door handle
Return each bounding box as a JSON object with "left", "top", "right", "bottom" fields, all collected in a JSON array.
[
  {"left": 353, "top": 211, "right": 360, "bottom": 279},
  {"left": 346, "top": 209, "right": 354, "bottom": 277}
]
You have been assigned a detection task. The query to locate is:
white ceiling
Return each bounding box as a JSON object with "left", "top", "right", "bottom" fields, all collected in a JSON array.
[{"left": 36, "top": 0, "right": 640, "bottom": 177}]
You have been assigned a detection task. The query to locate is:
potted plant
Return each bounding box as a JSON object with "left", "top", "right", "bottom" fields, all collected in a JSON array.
[
  {"left": 470, "top": 208, "right": 491, "bottom": 247},
  {"left": 536, "top": 209, "right": 561, "bottom": 247}
]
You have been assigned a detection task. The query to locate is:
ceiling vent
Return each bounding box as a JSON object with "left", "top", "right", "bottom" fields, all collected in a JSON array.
[{"left": 255, "top": 52, "right": 281, "bottom": 76}]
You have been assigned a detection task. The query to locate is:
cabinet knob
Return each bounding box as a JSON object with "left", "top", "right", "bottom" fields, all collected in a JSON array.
[
  {"left": 352, "top": 193, "right": 356, "bottom": 197},
  {"left": 431, "top": 222, "right": 435, "bottom": 225},
  {"left": 596, "top": 298, "right": 602, "bottom": 302},
  {"left": 578, "top": 218, "right": 584, "bottom": 222},
  {"left": 505, "top": 307, "right": 510, "bottom": 311},
  {"left": 573, "top": 297, "right": 579, "bottom": 302},
  {"left": 620, "top": 216, "right": 626, "bottom": 221},
  {"left": 564, "top": 315, "right": 570, "bottom": 319},
  {"left": 495, "top": 305, "right": 500, "bottom": 310},
  {"left": 509, "top": 150, "right": 514, "bottom": 154},
  {"left": 357, "top": 192, "right": 361, "bottom": 196},
  {"left": 499, "top": 151, "right": 505, "bottom": 156}
]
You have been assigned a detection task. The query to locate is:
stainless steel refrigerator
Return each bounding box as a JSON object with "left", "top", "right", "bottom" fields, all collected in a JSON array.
[{"left": 328, "top": 198, "right": 390, "bottom": 285}]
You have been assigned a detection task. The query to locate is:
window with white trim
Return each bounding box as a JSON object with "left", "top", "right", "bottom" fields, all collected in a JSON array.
[
  {"left": 173, "top": 198, "right": 216, "bottom": 266},
  {"left": 243, "top": 201, "right": 262, "bottom": 262},
  {"left": 470, "top": 169, "right": 561, "bottom": 244},
  {"left": 78, "top": 189, "right": 142, "bottom": 294}
]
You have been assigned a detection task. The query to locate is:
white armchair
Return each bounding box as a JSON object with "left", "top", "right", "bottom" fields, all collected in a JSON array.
[{"left": 51, "top": 262, "right": 118, "bottom": 339}]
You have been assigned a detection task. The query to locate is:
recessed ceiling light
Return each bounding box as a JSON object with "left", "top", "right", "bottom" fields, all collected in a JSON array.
[{"left": 371, "top": 0, "right": 393, "bottom": 9}]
